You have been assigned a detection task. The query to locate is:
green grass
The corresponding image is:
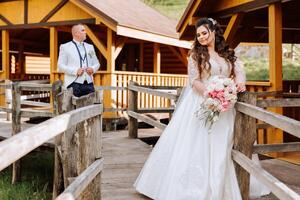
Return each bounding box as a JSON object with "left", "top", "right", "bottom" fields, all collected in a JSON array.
[
  {"left": 141, "top": 0, "right": 189, "bottom": 19},
  {"left": 242, "top": 58, "right": 300, "bottom": 81},
  {"left": 0, "top": 151, "right": 53, "bottom": 200}
]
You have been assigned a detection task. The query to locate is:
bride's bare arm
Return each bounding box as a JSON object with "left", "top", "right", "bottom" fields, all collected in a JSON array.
[{"left": 188, "top": 56, "right": 206, "bottom": 95}]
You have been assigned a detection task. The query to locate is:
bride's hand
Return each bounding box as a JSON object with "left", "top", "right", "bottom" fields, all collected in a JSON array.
[{"left": 236, "top": 83, "right": 246, "bottom": 92}]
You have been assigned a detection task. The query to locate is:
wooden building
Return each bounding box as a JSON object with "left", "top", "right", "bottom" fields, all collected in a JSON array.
[
  {"left": 0, "top": 0, "right": 192, "bottom": 116},
  {"left": 176, "top": 0, "right": 300, "bottom": 163}
]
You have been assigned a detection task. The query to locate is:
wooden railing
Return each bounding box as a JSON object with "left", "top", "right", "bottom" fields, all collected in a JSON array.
[
  {"left": 0, "top": 90, "right": 103, "bottom": 200},
  {"left": 127, "top": 81, "right": 181, "bottom": 138},
  {"left": 127, "top": 81, "right": 300, "bottom": 200},
  {"left": 233, "top": 92, "right": 300, "bottom": 200}
]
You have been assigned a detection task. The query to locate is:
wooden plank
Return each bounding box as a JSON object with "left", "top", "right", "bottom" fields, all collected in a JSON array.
[
  {"left": 74, "top": 94, "right": 102, "bottom": 199},
  {"left": 0, "top": 19, "right": 96, "bottom": 30},
  {"left": 224, "top": 13, "right": 244, "bottom": 45},
  {"left": 236, "top": 102, "right": 300, "bottom": 138},
  {"left": 50, "top": 27, "right": 58, "bottom": 83},
  {"left": 40, "top": 0, "right": 68, "bottom": 23},
  {"left": 0, "top": 14, "right": 13, "bottom": 25},
  {"left": 11, "top": 82, "right": 21, "bottom": 184},
  {"left": 128, "top": 81, "right": 138, "bottom": 138},
  {"left": 232, "top": 150, "right": 300, "bottom": 200},
  {"left": 128, "top": 84, "right": 178, "bottom": 100},
  {"left": 211, "top": 0, "right": 281, "bottom": 18},
  {"left": 19, "top": 83, "right": 52, "bottom": 91},
  {"left": 84, "top": 25, "right": 108, "bottom": 60},
  {"left": 269, "top": 2, "right": 282, "bottom": 92},
  {"left": 0, "top": 106, "right": 12, "bottom": 113},
  {"left": 20, "top": 109, "right": 54, "bottom": 118},
  {"left": 0, "top": 104, "right": 102, "bottom": 171},
  {"left": 256, "top": 123, "right": 272, "bottom": 130},
  {"left": 56, "top": 158, "right": 104, "bottom": 200},
  {"left": 53, "top": 89, "right": 74, "bottom": 198},
  {"left": 1, "top": 30, "right": 9, "bottom": 79},
  {"left": 114, "top": 37, "right": 127, "bottom": 60},
  {"left": 167, "top": 46, "right": 187, "bottom": 66},
  {"left": 253, "top": 142, "right": 300, "bottom": 154},
  {"left": 233, "top": 93, "right": 257, "bottom": 200},
  {"left": 127, "top": 111, "right": 166, "bottom": 130},
  {"left": 107, "top": 28, "right": 115, "bottom": 73},
  {"left": 117, "top": 25, "right": 192, "bottom": 49},
  {"left": 95, "top": 86, "right": 127, "bottom": 91},
  {"left": 257, "top": 98, "right": 300, "bottom": 108},
  {"left": 137, "top": 107, "right": 174, "bottom": 113},
  {"left": 153, "top": 43, "right": 161, "bottom": 74},
  {"left": 24, "top": 0, "right": 28, "bottom": 24}
]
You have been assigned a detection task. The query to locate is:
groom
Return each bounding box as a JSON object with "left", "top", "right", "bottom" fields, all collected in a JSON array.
[{"left": 58, "top": 24, "right": 100, "bottom": 97}]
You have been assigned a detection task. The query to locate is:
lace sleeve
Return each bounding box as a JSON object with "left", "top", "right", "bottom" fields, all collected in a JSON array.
[
  {"left": 234, "top": 59, "right": 246, "bottom": 84},
  {"left": 188, "top": 56, "right": 200, "bottom": 87}
]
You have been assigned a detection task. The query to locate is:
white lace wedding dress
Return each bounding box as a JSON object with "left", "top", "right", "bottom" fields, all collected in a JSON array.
[{"left": 134, "top": 57, "right": 270, "bottom": 200}]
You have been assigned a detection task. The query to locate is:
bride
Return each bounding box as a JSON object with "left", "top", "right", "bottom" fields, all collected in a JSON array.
[{"left": 134, "top": 18, "right": 270, "bottom": 200}]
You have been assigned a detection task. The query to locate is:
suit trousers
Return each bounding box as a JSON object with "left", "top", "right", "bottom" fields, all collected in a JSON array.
[{"left": 67, "top": 81, "right": 95, "bottom": 97}]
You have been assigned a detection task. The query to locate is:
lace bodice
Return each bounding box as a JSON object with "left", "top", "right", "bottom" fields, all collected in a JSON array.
[{"left": 188, "top": 56, "right": 246, "bottom": 86}]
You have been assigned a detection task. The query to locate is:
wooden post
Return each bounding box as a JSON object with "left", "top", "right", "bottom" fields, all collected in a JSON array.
[
  {"left": 11, "top": 82, "right": 21, "bottom": 184},
  {"left": 139, "top": 42, "right": 144, "bottom": 72},
  {"left": 74, "top": 92, "right": 102, "bottom": 199},
  {"left": 268, "top": 2, "right": 283, "bottom": 156},
  {"left": 52, "top": 88, "right": 74, "bottom": 199},
  {"left": 0, "top": 30, "right": 10, "bottom": 106},
  {"left": 153, "top": 43, "right": 161, "bottom": 74},
  {"left": 50, "top": 27, "right": 58, "bottom": 84},
  {"left": 224, "top": 13, "right": 244, "bottom": 45},
  {"left": 128, "top": 81, "right": 138, "bottom": 138},
  {"left": 54, "top": 90, "right": 102, "bottom": 199},
  {"left": 103, "top": 28, "right": 117, "bottom": 119},
  {"left": 17, "top": 44, "right": 25, "bottom": 80},
  {"left": 233, "top": 92, "right": 257, "bottom": 200}
]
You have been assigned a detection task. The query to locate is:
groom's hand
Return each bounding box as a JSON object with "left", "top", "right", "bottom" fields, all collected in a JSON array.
[
  {"left": 77, "top": 68, "right": 84, "bottom": 76},
  {"left": 85, "top": 67, "right": 94, "bottom": 75}
]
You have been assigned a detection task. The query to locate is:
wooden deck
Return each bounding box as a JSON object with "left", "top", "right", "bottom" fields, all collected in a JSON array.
[
  {"left": 102, "top": 130, "right": 300, "bottom": 200},
  {"left": 0, "top": 115, "right": 300, "bottom": 200}
]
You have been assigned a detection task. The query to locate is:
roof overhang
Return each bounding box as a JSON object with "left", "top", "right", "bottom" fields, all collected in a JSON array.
[{"left": 117, "top": 25, "right": 192, "bottom": 49}]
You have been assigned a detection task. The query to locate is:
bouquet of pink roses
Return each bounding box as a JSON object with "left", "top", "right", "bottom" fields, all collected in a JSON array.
[{"left": 196, "top": 76, "right": 238, "bottom": 132}]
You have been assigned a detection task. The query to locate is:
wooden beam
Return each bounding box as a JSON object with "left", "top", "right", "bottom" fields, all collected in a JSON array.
[
  {"left": 177, "top": 0, "right": 204, "bottom": 38},
  {"left": 167, "top": 46, "right": 187, "bottom": 66},
  {"left": 232, "top": 150, "right": 300, "bottom": 200},
  {"left": 69, "top": 0, "right": 117, "bottom": 31},
  {"left": 114, "top": 37, "right": 127, "bottom": 60},
  {"left": 139, "top": 42, "right": 144, "bottom": 72},
  {"left": 1, "top": 30, "right": 9, "bottom": 79},
  {"left": 153, "top": 43, "right": 161, "bottom": 74},
  {"left": 56, "top": 158, "right": 104, "bottom": 200},
  {"left": 117, "top": 25, "right": 192, "bottom": 49},
  {"left": 40, "top": 0, "right": 68, "bottom": 23},
  {"left": 211, "top": 0, "right": 281, "bottom": 18},
  {"left": 50, "top": 27, "right": 58, "bottom": 83},
  {"left": 224, "top": 13, "right": 244, "bottom": 44},
  {"left": 268, "top": 2, "right": 283, "bottom": 152},
  {"left": 269, "top": 2, "right": 282, "bottom": 92},
  {"left": 24, "top": 0, "right": 28, "bottom": 24},
  {"left": 84, "top": 25, "right": 107, "bottom": 59},
  {"left": 0, "top": 18, "right": 95, "bottom": 30},
  {"left": 128, "top": 111, "right": 167, "bottom": 130},
  {"left": 107, "top": 28, "right": 115, "bottom": 73},
  {"left": 0, "top": 15, "right": 13, "bottom": 25}
]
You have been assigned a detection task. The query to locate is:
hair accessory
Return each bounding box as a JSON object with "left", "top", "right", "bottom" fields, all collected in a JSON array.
[{"left": 208, "top": 18, "right": 217, "bottom": 26}]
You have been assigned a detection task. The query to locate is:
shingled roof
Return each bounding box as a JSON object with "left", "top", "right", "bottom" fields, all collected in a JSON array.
[{"left": 73, "top": 0, "right": 191, "bottom": 48}]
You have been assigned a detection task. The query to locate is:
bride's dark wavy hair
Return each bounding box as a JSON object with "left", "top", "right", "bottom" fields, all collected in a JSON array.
[{"left": 188, "top": 18, "right": 237, "bottom": 79}]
